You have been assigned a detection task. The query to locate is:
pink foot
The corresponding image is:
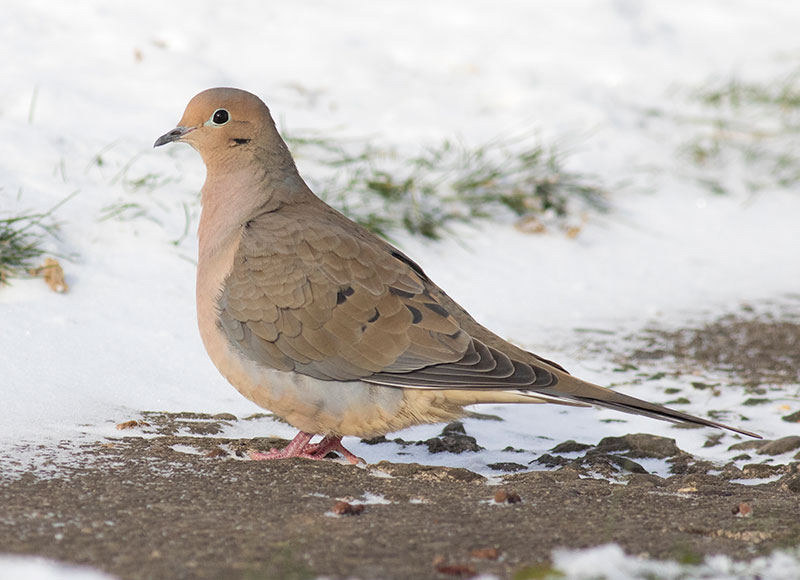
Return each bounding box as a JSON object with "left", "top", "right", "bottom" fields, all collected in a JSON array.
[
  {"left": 248, "top": 431, "right": 313, "bottom": 460},
  {"left": 307, "top": 435, "right": 364, "bottom": 465},
  {"left": 248, "top": 431, "right": 364, "bottom": 465}
]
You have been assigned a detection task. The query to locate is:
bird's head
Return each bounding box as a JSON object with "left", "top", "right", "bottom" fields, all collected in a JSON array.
[{"left": 154, "top": 87, "right": 277, "bottom": 168}]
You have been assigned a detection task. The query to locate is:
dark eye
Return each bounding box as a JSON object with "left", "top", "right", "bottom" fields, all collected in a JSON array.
[{"left": 211, "top": 109, "right": 229, "bottom": 125}]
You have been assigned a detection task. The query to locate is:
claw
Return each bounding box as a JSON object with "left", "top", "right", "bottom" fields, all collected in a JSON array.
[
  {"left": 248, "top": 431, "right": 364, "bottom": 464},
  {"left": 308, "top": 435, "right": 365, "bottom": 464}
]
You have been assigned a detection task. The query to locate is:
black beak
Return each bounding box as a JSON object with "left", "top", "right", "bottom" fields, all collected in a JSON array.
[{"left": 153, "top": 126, "right": 194, "bottom": 148}]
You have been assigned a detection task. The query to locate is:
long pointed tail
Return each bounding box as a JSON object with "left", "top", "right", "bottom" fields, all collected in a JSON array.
[{"left": 537, "top": 372, "right": 761, "bottom": 439}]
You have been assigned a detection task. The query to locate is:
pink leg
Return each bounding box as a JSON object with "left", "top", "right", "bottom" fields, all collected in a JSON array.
[
  {"left": 248, "top": 431, "right": 314, "bottom": 460},
  {"left": 249, "top": 431, "right": 363, "bottom": 464}
]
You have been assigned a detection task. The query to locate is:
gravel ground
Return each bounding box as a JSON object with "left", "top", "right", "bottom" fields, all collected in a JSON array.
[{"left": 2, "top": 308, "right": 799, "bottom": 580}]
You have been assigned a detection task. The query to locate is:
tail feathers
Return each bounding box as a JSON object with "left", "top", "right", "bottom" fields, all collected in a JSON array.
[{"left": 539, "top": 374, "right": 762, "bottom": 439}]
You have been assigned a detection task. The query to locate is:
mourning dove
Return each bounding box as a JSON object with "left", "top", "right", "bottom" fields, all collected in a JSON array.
[{"left": 154, "top": 88, "right": 759, "bottom": 464}]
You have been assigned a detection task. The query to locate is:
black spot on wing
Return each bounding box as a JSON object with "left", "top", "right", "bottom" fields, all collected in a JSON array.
[
  {"left": 423, "top": 302, "right": 450, "bottom": 318},
  {"left": 367, "top": 308, "right": 380, "bottom": 323},
  {"left": 406, "top": 305, "right": 422, "bottom": 324},
  {"left": 336, "top": 286, "right": 355, "bottom": 304}
]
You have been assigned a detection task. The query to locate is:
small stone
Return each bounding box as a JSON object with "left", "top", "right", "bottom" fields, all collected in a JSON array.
[
  {"left": 361, "top": 435, "right": 390, "bottom": 445},
  {"left": 493, "top": 489, "right": 522, "bottom": 504},
  {"left": 442, "top": 421, "right": 467, "bottom": 435},
  {"left": 782, "top": 411, "right": 800, "bottom": 423},
  {"left": 732, "top": 502, "right": 752, "bottom": 517},
  {"left": 425, "top": 434, "right": 483, "bottom": 454},
  {"left": 424, "top": 422, "right": 484, "bottom": 454},
  {"left": 331, "top": 501, "right": 365, "bottom": 516},
  {"left": 551, "top": 440, "right": 591, "bottom": 454},
  {"left": 487, "top": 462, "right": 527, "bottom": 472},
  {"left": 757, "top": 436, "right": 800, "bottom": 456},
  {"left": 610, "top": 456, "right": 648, "bottom": 474},
  {"left": 595, "top": 433, "right": 681, "bottom": 459},
  {"left": 728, "top": 440, "right": 768, "bottom": 452},
  {"left": 531, "top": 453, "right": 569, "bottom": 468}
]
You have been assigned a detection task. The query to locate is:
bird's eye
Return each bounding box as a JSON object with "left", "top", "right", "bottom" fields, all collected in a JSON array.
[{"left": 211, "top": 109, "right": 230, "bottom": 125}]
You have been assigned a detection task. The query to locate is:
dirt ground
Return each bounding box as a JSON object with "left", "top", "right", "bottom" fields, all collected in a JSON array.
[{"left": 2, "top": 306, "right": 799, "bottom": 580}]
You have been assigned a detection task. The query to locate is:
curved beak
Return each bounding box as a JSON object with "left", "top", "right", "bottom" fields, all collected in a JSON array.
[{"left": 153, "top": 125, "right": 195, "bottom": 148}]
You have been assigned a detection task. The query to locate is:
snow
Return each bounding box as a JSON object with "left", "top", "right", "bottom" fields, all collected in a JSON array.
[
  {"left": 0, "top": 557, "right": 116, "bottom": 580},
  {"left": 550, "top": 544, "right": 800, "bottom": 580},
  {"left": 15, "top": 544, "right": 800, "bottom": 580},
  {"left": 2, "top": 0, "right": 800, "bottom": 576}
]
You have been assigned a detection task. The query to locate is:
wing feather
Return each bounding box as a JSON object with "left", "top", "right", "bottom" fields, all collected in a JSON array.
[{"left": 218, "top": 205, "right": 557, "bottom": 388}]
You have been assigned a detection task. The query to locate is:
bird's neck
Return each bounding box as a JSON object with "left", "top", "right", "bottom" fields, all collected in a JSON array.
[{"left": 197, "top": 159, "right": 312, "bottom": 262}]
